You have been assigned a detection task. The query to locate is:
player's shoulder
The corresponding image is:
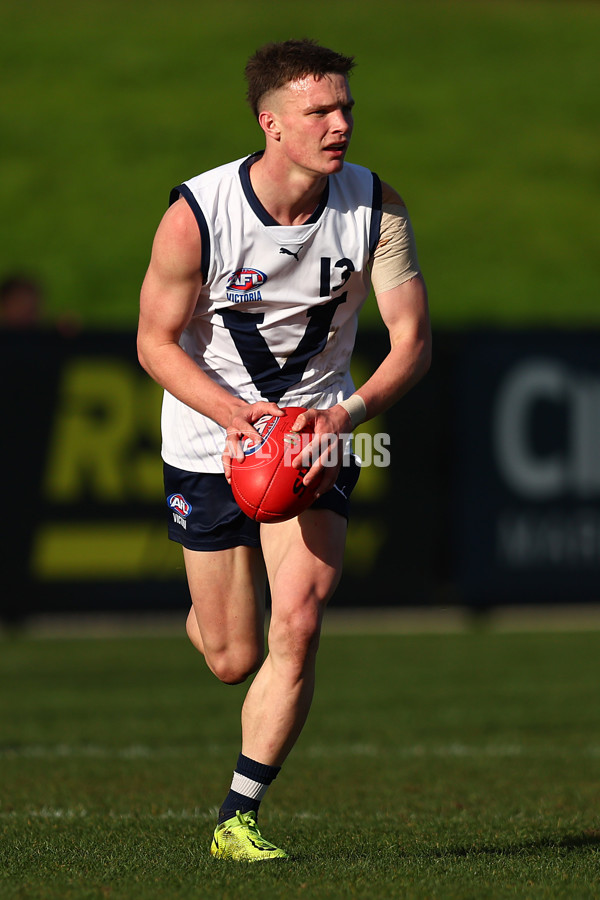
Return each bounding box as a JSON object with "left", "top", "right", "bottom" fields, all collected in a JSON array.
[
  {"left": 164, "top": 155, "right": 250, "bottom": 246},
  {"left": 160, "top": 194, "right": 199, "bottom": 239},
  {"left": 153, "top": 196, "right": 203, "bottom": 274},
  {"left": 380, "top": 181, "right": 407, "bottom": 208}
]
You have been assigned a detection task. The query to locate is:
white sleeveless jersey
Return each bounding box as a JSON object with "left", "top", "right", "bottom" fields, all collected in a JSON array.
[{"left": 161, "top": 152, "right": 382, "bottom": 473}]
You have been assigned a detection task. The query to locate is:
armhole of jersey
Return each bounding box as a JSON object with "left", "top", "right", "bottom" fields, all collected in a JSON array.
[
  {"left": 368, "top": 172, "right": 383, "bottom": 257},
  {"left": 169, "top": 184, "right": 211, "bottom": 283}
]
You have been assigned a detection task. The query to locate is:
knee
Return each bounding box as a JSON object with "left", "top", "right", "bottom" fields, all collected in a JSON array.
[
  {"left": 206, "top": 645, "right": 263, "bottom": 685},
  {"left": 185, "top": 609, "right": 263, "bottom": 683},
  {"left": 270, "top": 603, "right": 323, "bottom": 672}
]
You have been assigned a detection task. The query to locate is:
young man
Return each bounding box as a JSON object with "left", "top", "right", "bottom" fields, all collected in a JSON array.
[{"left": 138, "top": 39, "right": 431, "bottom": 861}]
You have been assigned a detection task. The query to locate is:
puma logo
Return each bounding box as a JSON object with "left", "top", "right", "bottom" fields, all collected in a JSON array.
[{"left": 279, "top": 246, "right": 303, "bottom": 261}]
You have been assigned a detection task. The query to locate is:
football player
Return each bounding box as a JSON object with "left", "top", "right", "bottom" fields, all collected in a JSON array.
[{"left": 138, "top": 38, "right": 431, "bottom": 861}]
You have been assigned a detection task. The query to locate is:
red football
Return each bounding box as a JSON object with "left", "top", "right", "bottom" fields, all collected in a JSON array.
[{"left": 230, "top": 407, "right": 321, "bottom": 523}]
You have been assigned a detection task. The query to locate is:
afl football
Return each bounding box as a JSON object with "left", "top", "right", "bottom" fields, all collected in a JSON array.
[{"left": 230, "top": 407, "right": 320, "bottom": 523}]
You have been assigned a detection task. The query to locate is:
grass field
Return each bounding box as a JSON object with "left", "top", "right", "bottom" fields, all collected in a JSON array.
[
  {"left": 2, "top": 626, "right": 600, "bottom": 898},
  {"left": 2, "top": 0, "right": 599, "bottom": 328}
]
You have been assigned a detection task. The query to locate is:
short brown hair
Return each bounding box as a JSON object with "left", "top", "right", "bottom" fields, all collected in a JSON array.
[{"left": 245, "top": 38, "right": 355, "bottom": 119}]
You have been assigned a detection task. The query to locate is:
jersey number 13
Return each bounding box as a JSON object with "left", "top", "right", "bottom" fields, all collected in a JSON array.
[{"left": 218, "top": 257, "right": 355, "bottom": 403}]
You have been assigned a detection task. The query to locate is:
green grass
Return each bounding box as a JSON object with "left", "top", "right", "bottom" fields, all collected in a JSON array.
[
  {"left": 1, "top": 0, "right": 599, "bottom": 328},
  {"left": 2, "top": 628, "right": 600, "bottom": 898}
]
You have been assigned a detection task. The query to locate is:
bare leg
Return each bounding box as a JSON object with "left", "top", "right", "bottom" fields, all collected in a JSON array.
[
  {"left": 183, "top": 545, "right": 267, "bottom": 684},
  {"left": 240, "top": 509, "right": 346, "bottom": 765}
]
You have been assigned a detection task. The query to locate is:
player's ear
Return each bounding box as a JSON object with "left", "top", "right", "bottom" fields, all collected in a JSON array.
[{"left": 258, "top": 108, "right": 281, "bottom": 142}]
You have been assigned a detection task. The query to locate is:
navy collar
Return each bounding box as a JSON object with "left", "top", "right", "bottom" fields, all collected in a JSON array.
[{"left": 239, "top": 152, "right": 330, "bottom": 227}]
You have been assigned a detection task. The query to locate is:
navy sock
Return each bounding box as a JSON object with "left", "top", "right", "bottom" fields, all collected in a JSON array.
[{"left": 218, "top": 753, "right": 281, "bottom": 824}]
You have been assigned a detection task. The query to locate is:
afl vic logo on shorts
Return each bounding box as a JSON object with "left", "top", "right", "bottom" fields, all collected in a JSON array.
[
  {"left": 168, "top": 493, "right": 192, "bottom": 530},
  {"left": 226, "top": 268, "right": 267, "bottom": 303}
]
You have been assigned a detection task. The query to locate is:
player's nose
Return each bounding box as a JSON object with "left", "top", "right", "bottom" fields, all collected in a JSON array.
[{"left": 331, "top": 108, "right": 352, "bottom": 135}]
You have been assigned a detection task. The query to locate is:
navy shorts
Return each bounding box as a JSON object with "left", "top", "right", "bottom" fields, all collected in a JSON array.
[{"left": 164, "top": 457, "right": 361, "bottom": 551}]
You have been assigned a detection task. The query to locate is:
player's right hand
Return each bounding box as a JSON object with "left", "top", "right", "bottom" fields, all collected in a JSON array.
[{"left": 222, "top": 402, "right": 283, "bottom": 483}]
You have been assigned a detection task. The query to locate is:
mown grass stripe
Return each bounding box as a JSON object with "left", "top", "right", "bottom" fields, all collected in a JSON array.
[{"left": 2, "top": 742, "right": 600, "bottom": 759}]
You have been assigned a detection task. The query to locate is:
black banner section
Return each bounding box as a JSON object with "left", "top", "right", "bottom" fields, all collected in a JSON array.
[
  {"left": 2, "top": 328, "right": 600, "bottom": 619},
  {"left": 453, "top": 331, "right": 600, "bottom": 607}
]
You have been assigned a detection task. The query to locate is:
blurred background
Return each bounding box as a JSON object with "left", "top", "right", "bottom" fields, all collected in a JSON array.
[{"left": 2, "top": 0, "right": 599, "bottom": 622}]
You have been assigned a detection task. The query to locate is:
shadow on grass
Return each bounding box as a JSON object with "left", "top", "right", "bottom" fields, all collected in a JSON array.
[
  {"left": 288, "top": 830, "right": 600, "bottom": 866},
  {"left": 431, "top": 830, "right": 600, "bottom": 859}
]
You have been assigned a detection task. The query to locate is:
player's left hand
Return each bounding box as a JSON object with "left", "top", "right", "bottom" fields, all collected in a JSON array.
[{"left": 290, "top": 406, "right": 350, "bottom": 497}]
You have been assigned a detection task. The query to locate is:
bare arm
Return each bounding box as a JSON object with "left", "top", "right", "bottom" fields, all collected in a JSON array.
[
  {"left": 347, "top": 181, "right": 431, "bottom": 421},
  {"left": 137, "top": 198, "right": 281, "bottom": 472},
  {"left": 294, "top": 176, "right": 431, "bottom": 492},
  {"left": 293, "top": 272, "right": 431, "bottom": 489},
  {"left": 350, "top": 272, "right": 431, "bottom": 420}
]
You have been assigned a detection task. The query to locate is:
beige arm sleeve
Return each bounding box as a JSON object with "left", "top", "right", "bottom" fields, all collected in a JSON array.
[{"left": 370, "top": 182, "right": 421, "bottom": 296}]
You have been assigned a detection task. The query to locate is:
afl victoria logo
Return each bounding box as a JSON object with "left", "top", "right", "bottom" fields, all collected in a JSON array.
[
  {"left": 167, "top": 493, "right": 192, "bottom": 518},
  {"left": 226, "top": 268, "right": 268, "bottom": 292}
]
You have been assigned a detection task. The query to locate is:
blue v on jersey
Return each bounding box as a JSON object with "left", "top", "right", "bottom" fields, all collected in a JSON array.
[{"left": 161, "top": 152, "right": 382, "bottom": 474}]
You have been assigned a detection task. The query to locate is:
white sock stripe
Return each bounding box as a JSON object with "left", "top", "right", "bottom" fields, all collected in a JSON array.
[{"left": 231, "top": 772, "right": 269, "bottom": 801}]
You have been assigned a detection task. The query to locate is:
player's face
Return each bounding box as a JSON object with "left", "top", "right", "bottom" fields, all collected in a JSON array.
[{"left": 272, "top": 73, "right": 354, "bottom": 178}]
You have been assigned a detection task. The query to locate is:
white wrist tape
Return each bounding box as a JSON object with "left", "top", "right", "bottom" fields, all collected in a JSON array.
[{"left": 338, "top": 394, "right": 367, "bottom": 430}]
